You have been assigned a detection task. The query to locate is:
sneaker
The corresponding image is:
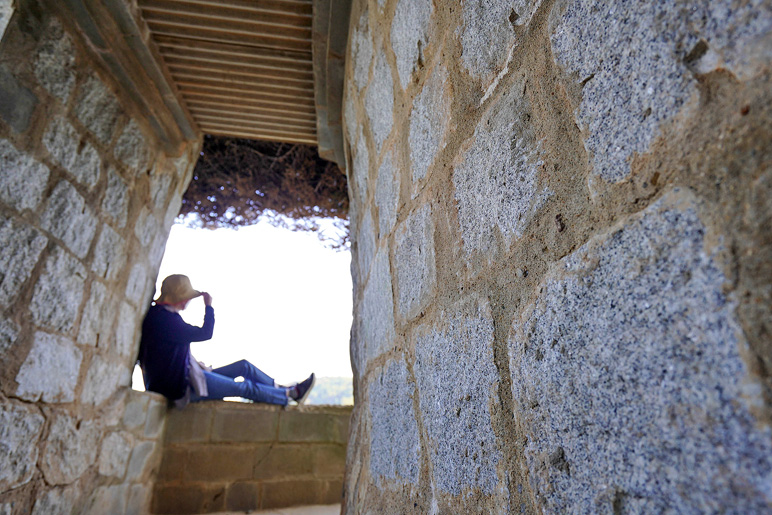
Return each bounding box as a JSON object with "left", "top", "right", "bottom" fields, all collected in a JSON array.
[{"left": 292, "top": 373, "right": 315, "bottom": 405}]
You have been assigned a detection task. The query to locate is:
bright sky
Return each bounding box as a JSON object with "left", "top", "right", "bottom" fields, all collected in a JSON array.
[{"left": 132, "top": 220, "right": 353, "bottom": 388}]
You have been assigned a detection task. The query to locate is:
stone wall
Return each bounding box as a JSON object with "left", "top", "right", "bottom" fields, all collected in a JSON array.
[
  {"left": 152, "top": 403, "right": 351, "bottom": 514},
  {"left": 0, "top": 0, "right": 200, "bottom": 512},
  {"left": 343, "top": 0, "right": 772, "bottom": 513}
]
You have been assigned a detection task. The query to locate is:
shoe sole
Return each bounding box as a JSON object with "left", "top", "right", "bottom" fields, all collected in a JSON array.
[{"left": 296, "top": 374, "right": 315, "bottom": 405}]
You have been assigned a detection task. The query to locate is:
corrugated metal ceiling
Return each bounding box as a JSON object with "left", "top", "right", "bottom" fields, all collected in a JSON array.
[{"left": 137, "top": 0, "right": 317, "bottom": 144}]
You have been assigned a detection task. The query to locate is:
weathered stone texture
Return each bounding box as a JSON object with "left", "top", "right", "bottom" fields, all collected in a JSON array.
[
  {"left": 460, "top": 0, "right": 522, "bottom": 84},
  {"left": 102, "top": 166, "right": 129, "bottom": 228},
  {"left": 374, "top": 150, "right": 398, "bottom": 239},
  {"left": 134, "top": 208, "right": 158, "bottom": 248},
  {"left": 30, "top": 246, "right": 86, "bottom": 333},
  {"left": 408, "top": 65, "right": 449, "bottom": 192},
  {"left": 31, "top": 482, "right": 81, "bottom": 515},
  {"left": 92, "top": 225, "right": 126, "bottom": 281},
  {"left": 0, "top": 139, "right": 50, "bottom": 212},
  {"left": 98, "top": 431, "right": 133, "bottom": 478},
  {"left": 40, "top": 180, "right": 98, "bottom": 259},
  {"left": 550, "top": 0, "right": 772, "bottom": 183},
  {"left": 368, "top": 358, "right": 420, "bottom": 486},
  {"left": 115, "top": 301, "right": 139, "bottom": 358},
  {"left": 394, "top": 204, "right": 434, "bottom": 320},
  {"left": 16, "top": 331, "right": 82, "bottom": 403},
  {"left": 75, "top": 74, "right": 122, "bottom": 144},
  {"left": 509, "top": 192, "right": 772, "bottom": 512},
  {"left": 453, "top": 77, "right": 546, "bottom": 257},
  {"left": 364, "top": 50, "right": 394, "bottom": 155},
  {"left": 115, "top": 120, "right": 150, "bottom": 173},
  {"left": 83, "top": 485, "right": 128, "bottom": 515},
  {"left": 0, "top": 214, "right": 47, "bottom": 308},
  {"left": 125, "top": 263, "right": 149, "bottom": 306},
  {"left": 414, "top": 299, "right": 502, "bottom": 496},
  {"left": 0, "top": 63, "right": 37, "bottom": 133},
  {"left": 352, "top": 127, "right": 369, "bottom": 204},
  {"left": 34, "top": 19, "right": 77, "bottom": 104},
  {"left": 351, "top": 10, "right": 373, "bottom": 91},
  {"left": 391, "top": 0, "right": 432, "bottom": 90},
  {"left": 360, "top": 248, "right": 395, "bottom": 367},
  {"left": 41, "top": 413, "right": 100, "bottom": 485},
  {"left": 43, "top": 117, "right": 101, "bottom": 188},
  {"left": 0, "top": 402, "right": 45, "bottom": 491},
  {"left": 77, "top": 280, "right": 115, "bottom": 346},
  {"left": 0, "top": 319, "right": 18, "bottom": 355},
  {"left": 81, "top": 356, "right": 129, "bottom": 406},
  {"left": 355, "top": 208, "right": 376, "bottom": 283}
]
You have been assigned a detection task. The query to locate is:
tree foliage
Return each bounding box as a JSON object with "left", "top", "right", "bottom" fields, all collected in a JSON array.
[{"left": 179, "top": 135, "right": 349, "bottom": 248}]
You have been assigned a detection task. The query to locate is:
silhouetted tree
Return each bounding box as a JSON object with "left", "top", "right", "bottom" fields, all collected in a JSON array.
[{"left": 179, "top": 135, "right": 349, "bottom": 249}]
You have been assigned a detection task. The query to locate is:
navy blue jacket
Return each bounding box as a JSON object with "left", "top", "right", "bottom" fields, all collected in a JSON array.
[{"left": 138, "top": 304, "right": 215, "bottom": 400}]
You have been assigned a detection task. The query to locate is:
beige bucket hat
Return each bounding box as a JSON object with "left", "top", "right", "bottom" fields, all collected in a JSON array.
[{"left": 155, "top": 274, "right": 201, "bottom": 305}]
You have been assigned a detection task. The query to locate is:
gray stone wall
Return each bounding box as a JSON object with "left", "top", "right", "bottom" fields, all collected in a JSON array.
[
  {"left": 343, "top": 0, "right": 772, "bottom": 512},
  {"left": 0, "top": 4, "right": 199, "bottom": 513}
]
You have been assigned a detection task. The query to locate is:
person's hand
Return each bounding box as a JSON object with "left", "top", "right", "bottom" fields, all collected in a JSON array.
[{"left": 201, "top": 292, "right": 213, "bottom": 306}]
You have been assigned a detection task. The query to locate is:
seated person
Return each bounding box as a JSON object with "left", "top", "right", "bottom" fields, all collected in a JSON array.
[{"left": 138, "top": 274, "right": 314, "bottom": 407}]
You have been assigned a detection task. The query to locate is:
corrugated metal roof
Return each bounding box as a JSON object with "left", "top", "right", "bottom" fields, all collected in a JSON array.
[{"left": 137, "top": 0, "right": 317, "bottom": 144}]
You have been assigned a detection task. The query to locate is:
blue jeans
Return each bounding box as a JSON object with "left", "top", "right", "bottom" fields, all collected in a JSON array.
[{"left": 191, "top": 359, "right": 288, "bottom": 406}]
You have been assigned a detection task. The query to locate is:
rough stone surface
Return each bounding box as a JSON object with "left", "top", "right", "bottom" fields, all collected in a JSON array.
[
  {"left": 126, "top": 441, "right": 157, "bottom": 481},
  {"left": 0, "top": 139, "right": 50, "bottom": 212},
  {"left": 391, "top": 0, "right": 433, "bottom": 90},
  {"left": 0, "top": 0, "right": 12, "bottom": 39},
  {"left": 91, "top": 225, "right": 126, "bottom": 281},
  {"left": 81, "top": 356, "right": 129, "bottom": 406},
  {"left": 550, "top": 0, "right": 772, "bottom": 183},
  {"left": 134, "top": 208, "right": 158, "bottom": 248},
  {"left": 0, "top": 402, "right": 45, "bottom": 491},
  {"left": 16, "top": 331, "right": 82, "bottom": 402},
  {"left": 361, "top": 248, "right": 395, "bottom": 367},
  {"left": 150, "top": 169, "right": 172, "bottom": 211},
  {"left": 374, "top": 149, "right": 398, "bottom": 239},
  {"left": 148, "top": 231, "right": 168, "bottom": 270},
  {"left": 351, "top": 10, "right": 373, "bottom": 91},
  {"left": 98, "top": 431, "right": 133, "bottom": 478},
  {"left": 408, "top": 65, "right": 449, "bottom": 193},
  {"left": 77, "top": 280, "right": 116, "bottom": 346},
  {"left": 41, "top": 413, "right": 100, "bottom": 485},
  {"left": 352, "top": 127, "right": 369, "bottom": 204},
  {"left": 115, "top": 120, "right": 149, "bottom": 173},
  {"left": 508, "top": 191, "right": 772, "bottom": 512},
  {"left": 125, "top": 263, "right": 149, "bottom": 306},
  {"left": 414, "top": 298, "right": 501, "bottom": 495},
  {"left": 43, "top": 117, "right": 101, "bottom": 188},
  {"left": 40, "top": 180, "right": 98, "bottom": 258},
  {"left": 364, "top": 50, "right": 394, "bottom": 155},
  {"left": 115, "top": 301, "right": 138, "bottom": 358},
  {"left": 83, "top": 485, "right": 128, "bottom": 515},
  {"left": 394, "top": 204, "right": 435, "bottom": 320},
  {"left": 31, "top": 482, "right": 81, "bottom": 515},
  {"left": 122, "top": 395, "right": 150, "bottom": 430},
  {"left": 453, "top": 76, "right": 545, "bottom": 257},
  {"left": 102, "top": 166, "right": 129, "bottom": 228},
  {"left": 0, "top": 318, "right": 18, "bottom": 355},
  {"left": 460, "top": 0, "right": 523, "bottom": 84},
  {"left": 126, "top": 484, "right": 151, "bottom": 515},
  {"left": 0, "top": 63, "right": 38, "bottom": 133},
  {"left": 0, "top": 213, "right": 47, "bottom": 309},
  {"left": 34, "top": 19, "right": 77, "bottom": 103},
  {"left": 356, "top": 208, "right": 376, "bottom": 284},
  {"left": 368, "top": 358, "right": 420, "bottom": 486},
  {"left": 30, "top": 246, "right": 86, "bottom": 333},
  {"left": 75, "top": 74, "right": 122, "bottom": 144}
]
